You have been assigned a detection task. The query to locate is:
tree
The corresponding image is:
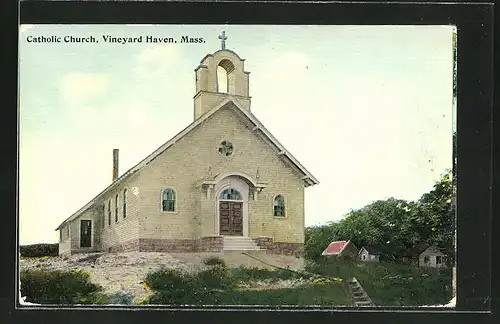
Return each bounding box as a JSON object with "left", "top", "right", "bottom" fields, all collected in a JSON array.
[
  {"left": 415, "top": 170, "right": 454, "bottom": 258},
  {"left": 304, "top": 222, "right": 339, "bottom": 261},
  {"left": 334, "top": 198, "right": 418, "bottom": 260}
]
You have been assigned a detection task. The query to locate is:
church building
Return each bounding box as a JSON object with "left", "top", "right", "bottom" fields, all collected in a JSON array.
[{"left": 55, "top": 33, "right": 319, "bottom": 257}]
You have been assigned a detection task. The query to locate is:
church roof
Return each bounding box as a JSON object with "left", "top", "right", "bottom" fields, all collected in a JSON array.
[{"left": 55, "top": 98, "right": 319, "bottom": 230}]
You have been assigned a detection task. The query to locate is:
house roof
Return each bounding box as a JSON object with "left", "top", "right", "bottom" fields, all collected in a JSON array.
[
  {"left": 359, "top": 245, "right": 384, "bottom": 255},
  {"left": 359, "top": 247, "right": 372, "bottom": 255},
  {"left": 401, "top": 244, "right": 447, "bottom": 257},
  {"left": 420, "top": 246, "right": 446, "bottom": 256},
  {"left": 55, "top": 98, "right": 319, "bottom": 231},
  {"left": 322, "top": 240, "right": 350, "bottom": 256}
]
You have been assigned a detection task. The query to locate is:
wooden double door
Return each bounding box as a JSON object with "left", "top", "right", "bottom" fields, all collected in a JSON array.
[{"left": 219, "top": 201, "right": 243, "bottom": 236}]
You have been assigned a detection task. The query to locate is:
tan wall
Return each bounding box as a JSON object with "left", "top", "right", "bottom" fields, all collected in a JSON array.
[
  {"left": 99, "top": 175, "right": 141, "bottom": 251},
  {"left": 69, "top": 208, "right": 100, "bottom": 253},
  {"left": 197, "top": 50, "right": 249, "bottom": 96},
  {"left": 58, "top": 224, "right": 71, "bottom": 255},
  {"left": 194, "top": 92, "right": 250, "bottom": 119},
  {"left": 195, "top": 50, "right": 251, "bottom": 119},
  {"left": 137, "top": 106, "right": 305, "bottom": 244}
]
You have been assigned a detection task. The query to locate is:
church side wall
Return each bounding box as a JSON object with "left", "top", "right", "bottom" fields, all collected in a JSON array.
[{"left": 99, "top": 175, "right": 141, "bottom": 252}]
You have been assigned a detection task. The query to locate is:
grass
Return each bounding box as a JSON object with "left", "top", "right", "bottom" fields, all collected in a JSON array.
[
  {"left": 21, "top": 256, "right": 449, "bottom": 306},
  {"left": 307, "top": 259, "right": 453, "bottom": 306},
  {"left": 143, "top": 265, "right": 351, "bottom": 306}
]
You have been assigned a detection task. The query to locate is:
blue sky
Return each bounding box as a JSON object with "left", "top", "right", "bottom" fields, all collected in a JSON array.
[{"left": 19, "top": 25, "right": 456, "bottom": 245}]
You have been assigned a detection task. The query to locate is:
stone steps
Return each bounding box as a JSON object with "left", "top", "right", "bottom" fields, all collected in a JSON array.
[
  {"left": 348, "top": 277, "right": 375, "bottom": 307},
  {"left": 223, "top": 236, "right": 262, "bottom": 251}
]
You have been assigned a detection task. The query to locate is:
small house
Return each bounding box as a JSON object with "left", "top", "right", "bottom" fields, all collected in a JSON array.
[
  {"left": 321, "top": 240, "right": 359, "bottom": 260},
  {"left": 419, "top": 246, "right": 447, "bottom": 268},
  {"left": 358, "top": 246, "right": 380, "bottom": 262},
  {"left": 401, "top": 244, "right": 447, "bottom": 268}
]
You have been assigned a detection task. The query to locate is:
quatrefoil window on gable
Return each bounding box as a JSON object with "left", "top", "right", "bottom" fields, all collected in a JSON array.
[{"left": 218, "top": 140, "right": 233, "bottom": 156}]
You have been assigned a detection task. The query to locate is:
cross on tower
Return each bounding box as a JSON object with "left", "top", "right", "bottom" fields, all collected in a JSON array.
[{"left": 218, "top": 31, "right": 228, "bottom": 50}]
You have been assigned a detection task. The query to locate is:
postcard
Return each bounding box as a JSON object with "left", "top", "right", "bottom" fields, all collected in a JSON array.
[{"left": 18, "top": 24, "right": 456, "bottom": 308}]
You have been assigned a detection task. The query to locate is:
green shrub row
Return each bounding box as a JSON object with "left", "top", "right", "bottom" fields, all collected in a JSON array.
[
  {"left": 143, "top": 265, "right": 347, "bottom": 305},
  {"left": 20, "top": 244, "right": 59, "bottom": 258},
  {"left": 20, "top": 270, "right": 108, "bottom": 304},
  {"left": 145, "top": 283, "right": 350, "bottom": 306}
]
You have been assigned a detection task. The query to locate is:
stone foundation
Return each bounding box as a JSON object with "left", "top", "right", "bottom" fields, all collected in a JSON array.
[
  {"left": 253, "top": 236, "right": 303, "bottom": 257},
  {"left": 108, "top": 239, "right": 140, "bottom": 253},
  {"left": 138, "top": 238, "right": 199, "bottom": 252},
  {"left": 104, "top": 236, "right": 224, "bottom": 253},
  {"left": 98, "top": 236, "right": 302, "bottom": 256},
  {"left": 198, "top": 236, "right": 224, "bottom": 252}
]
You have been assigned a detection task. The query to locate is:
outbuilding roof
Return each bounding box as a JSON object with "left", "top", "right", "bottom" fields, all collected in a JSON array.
[{"left": 322, "top": 240, "right": 350, "bottom": 256}]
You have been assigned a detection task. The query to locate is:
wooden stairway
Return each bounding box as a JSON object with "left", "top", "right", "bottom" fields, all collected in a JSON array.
[{"left": 348, "top": 277, "right": 375, "bottom": 307}]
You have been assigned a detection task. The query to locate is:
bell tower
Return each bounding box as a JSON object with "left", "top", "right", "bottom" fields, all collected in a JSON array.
[{"left": 194, "top": 31, "right": 251, "bottom": 120}]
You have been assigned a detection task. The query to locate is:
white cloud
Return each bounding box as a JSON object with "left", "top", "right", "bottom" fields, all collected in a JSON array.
[{"left": 60, "top": 72, "right": 109, "bottom": 106}]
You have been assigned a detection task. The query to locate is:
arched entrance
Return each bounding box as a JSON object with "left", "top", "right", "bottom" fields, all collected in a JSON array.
[{"left": 214, "top": 176, "right": 249, "bottom": 236}]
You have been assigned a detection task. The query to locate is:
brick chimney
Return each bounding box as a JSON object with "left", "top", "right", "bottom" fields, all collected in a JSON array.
[{"left": 112, "top": 149, "right": 119, "bottom": 182}]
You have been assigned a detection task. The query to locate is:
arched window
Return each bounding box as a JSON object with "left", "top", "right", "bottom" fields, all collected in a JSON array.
[
  {"left": 115, "top": 194, "right": 119, "bottom": 222},
  {"left": 123, "top": 189, "right": 127, "bottom": 219},
  {"left": 217, "top": 59, "right": 235, "bottom": 94},
  {"left": 217, "top": 66, "right": 228, "bottom": 93},
  {"left": 162, "top": 188, "right": 176, "bottom": 212},
  {"left": 273, "top": 195, "right": 286, "bottom": 217},
  {"left": 108, "top": 200, "right": 111, "bottom": 226},
  {"left": 219, "top": 188, "right": 242, "bottom": 200}
]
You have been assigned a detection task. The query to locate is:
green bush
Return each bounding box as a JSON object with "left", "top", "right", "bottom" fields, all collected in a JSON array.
[
  {"left": 230, "top": 266, "right": 304, "bottom": 283},
  {"left": 20, "top": 270, "right": 106, "bottom": 304},
  {"left": 202, "top": 256, "right": 226, "bottom": 268},
  {"left": 108, "top": 292, "right": 134, "bottom": 305},
  {"left": 195, "top": 265, "right": 232, "bottom": 289},
  {"left": 20, "top": 244, "right": 59, "bottom": 258},
  {"left": 145, "top": 268, "right": 204, "bottom": 304},
  {"left": 146, "top": 282, "right": 350, "bottom": 306}
]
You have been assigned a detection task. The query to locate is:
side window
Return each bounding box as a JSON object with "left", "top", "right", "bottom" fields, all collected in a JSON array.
[
  {"left": 115, "top": 194, "right": 119, "bottom": 222},
  {"left": 108, "top": 200, "right": 111, "bottom": 226},
  {"left": 273, "top": 195, "right": 286, "bottom": 217},
  {"left": 123, "top": 189, "right": 127, "bottom": 219},
  {"left": 162, "top": 188, "right": 176, "bottom": 212}
]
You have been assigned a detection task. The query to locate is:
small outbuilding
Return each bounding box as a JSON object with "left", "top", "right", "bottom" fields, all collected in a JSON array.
[
  {"left": 358, "top": 246, "right": 380, "bottom": 262},
  {"left": 419, "top": 246, "right": 447, "bottom": 268},
  {"left": 321, "top": 240, "right": 359, "bottom": 260},
  {"left": 401, "top": 244, "right": 447, "bottom": 268}
]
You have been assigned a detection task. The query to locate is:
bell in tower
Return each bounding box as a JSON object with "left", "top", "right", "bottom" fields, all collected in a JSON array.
[{"left": 193, "top": 31, "right": 251, "bottom": 120}]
